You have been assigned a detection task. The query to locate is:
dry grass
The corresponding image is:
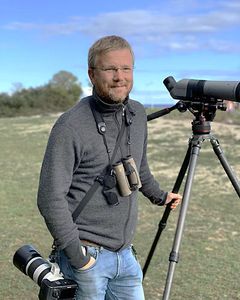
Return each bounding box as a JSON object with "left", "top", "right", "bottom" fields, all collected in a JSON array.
[{"left": 0, "top": 111, "right": 240, "bottom": 300}]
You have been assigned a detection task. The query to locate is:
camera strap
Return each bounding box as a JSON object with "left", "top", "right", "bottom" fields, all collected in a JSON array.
[{"left": 72, "top": 103, "right": 127, "bottom": 222}]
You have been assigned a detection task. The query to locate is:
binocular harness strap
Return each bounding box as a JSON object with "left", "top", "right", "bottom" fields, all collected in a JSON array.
[{"left": 72, "top": 102, "right": 129, "bottom": 220}]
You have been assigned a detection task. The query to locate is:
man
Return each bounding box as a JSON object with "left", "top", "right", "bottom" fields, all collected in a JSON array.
[{"left": 37, "top": 35, "right": 181, "bottom": 300}]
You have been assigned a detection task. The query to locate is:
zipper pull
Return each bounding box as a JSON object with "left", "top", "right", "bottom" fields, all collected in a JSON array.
[
  {"left": 124, "top": 104, "right": 132, "bottom": 126},
  {"left": 122, "top": 105, "right": 125, "bottom": 117}
]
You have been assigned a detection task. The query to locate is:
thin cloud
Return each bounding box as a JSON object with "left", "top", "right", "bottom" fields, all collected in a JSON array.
[
  {"left": 2, "top": 1, "right": 240, "bottom": 53},
  {"left": 3, "top": 20, "right": 84, "bottom": 35}
]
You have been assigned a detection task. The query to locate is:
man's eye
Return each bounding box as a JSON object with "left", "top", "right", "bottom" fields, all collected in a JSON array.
[{"left": 100, "top": 67, "right": 132, "bottom": 73}]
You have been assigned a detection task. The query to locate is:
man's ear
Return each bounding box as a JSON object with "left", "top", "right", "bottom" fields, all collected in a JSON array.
[{"left": 88, "top": 68, "right": 95, "bottom": 85}]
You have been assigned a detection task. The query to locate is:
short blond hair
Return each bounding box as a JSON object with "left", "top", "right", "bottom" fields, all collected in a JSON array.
[{"left": 88, "top": 35, "right": 134, "bottom": 68}]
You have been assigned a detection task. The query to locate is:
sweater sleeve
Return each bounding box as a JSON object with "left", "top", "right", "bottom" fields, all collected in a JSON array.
[
  {"left": 37, "top": 122, "right": 90, "bottom": 269},
  {"left": 139, "top": 118, "right": 168, "bottom": 206}
]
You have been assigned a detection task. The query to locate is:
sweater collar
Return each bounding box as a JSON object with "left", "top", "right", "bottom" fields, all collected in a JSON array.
[{"left": 92, "top": 87, "right": 129, "bottom": 113}]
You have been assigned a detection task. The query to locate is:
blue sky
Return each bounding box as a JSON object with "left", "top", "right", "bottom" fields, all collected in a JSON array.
[{"left": 1, "top": 0, "right": 240, "bottom": 105}]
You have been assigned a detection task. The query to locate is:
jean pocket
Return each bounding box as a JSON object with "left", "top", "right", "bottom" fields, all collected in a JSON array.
[{"left": 130, "top": 244, "right": 139, "bottom": 262}]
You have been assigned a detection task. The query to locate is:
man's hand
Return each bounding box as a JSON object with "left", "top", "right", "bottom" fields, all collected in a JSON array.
[
  {"left": 79, "top": 256, "right": 96, "bottom": 270},
  {"left": 165, "top": 192, "right": 182, "bottom": 210}
]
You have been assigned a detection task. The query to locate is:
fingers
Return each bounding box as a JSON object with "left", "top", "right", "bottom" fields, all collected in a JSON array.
[
  {"left": 79, "top": 256, "right": 96, "bottom": 270},
  {"left": 167, "top": 192, "right": 182, "bottom": 210},
  {"left": 170, "top": 198, "right": 181, "bottom": 209}
]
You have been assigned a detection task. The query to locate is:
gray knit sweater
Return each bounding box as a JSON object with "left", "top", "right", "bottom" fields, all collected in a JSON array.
[{"left": 37, "top": 93, "right": 167, "bottom": 269}]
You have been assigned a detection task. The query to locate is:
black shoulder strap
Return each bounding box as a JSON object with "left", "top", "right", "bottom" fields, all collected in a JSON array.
[
  {"left": 90, "top": 101, "right": 106, "bottom": 135},
  {"left": 72, "top": 102, "right": 126, "bottom": 222},
  {"left": 72, "top": 180, "right": 101, "bottom": 222}
]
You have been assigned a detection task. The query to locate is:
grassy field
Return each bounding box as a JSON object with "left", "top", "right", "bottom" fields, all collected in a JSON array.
[{"left": 0, "top": 109, "right": 240, "bottom": 300}]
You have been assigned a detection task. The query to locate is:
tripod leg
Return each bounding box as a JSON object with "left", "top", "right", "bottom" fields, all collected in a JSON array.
[
  {"left": 211, "top": 137, "right": 240, "bottom": 197},
  {"left": 162, "top": 139, "right": 202, "bottom": 300},
  {"left": 143, "top": 144, "right": 191, "bottom": 278}
]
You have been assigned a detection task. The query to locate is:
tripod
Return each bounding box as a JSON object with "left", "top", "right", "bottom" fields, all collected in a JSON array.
[{"left": 143, "top": 101, "right": 240, "bottom": 299}]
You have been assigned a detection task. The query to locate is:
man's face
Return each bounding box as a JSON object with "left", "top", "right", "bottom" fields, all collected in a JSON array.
[{"left": 88, "top": 48, "right": 134, "bottom": 104}]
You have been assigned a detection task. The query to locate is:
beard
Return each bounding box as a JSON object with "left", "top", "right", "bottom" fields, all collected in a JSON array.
[
  {"left": 107, "top": 89, "right": 128, "bottom": 103},
  {"left": 94, "top": 82, "right": 132, "bottom": 104},
  {"left": 97, "top": 88, "right": 129, "bottom": 104}
]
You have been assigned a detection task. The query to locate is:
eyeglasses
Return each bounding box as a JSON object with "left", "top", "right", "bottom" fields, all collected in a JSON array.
[{"left": 92, "top": 66, "right": 133, "bottom": 74}]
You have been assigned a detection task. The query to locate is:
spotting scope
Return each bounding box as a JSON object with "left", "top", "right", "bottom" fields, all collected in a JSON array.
[{"left": 164, "top": 76, "right": 240, "bottom": 102}]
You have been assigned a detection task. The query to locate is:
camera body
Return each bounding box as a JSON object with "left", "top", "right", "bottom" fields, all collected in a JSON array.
[
  {"left": 13, "top": 245, "right": 77, "bottom": 300},
  {"left": 39, "top": 278, "right": 77, "bottom": 300}
]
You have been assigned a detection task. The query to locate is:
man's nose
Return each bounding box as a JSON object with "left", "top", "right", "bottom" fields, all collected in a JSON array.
[{"left": 113, "top": 68, "right": 124, "bottom": 79}]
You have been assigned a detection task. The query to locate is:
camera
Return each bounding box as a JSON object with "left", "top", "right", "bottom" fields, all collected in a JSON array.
[{"left": 13, "top": 245, "right": 77, "bottom": 300}]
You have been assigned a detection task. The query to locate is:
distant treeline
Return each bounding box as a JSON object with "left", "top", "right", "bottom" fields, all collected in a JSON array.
[{"left": 0, "top": 70, "right": 83, "bottom": 117}]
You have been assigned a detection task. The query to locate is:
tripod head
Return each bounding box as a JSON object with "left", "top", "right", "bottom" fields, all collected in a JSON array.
[
  {"left": 147, "top": 95, "right": 226, "bottom": 135},
  {"left": 178, "top": 99, "right": 227, "bottom": 134}
]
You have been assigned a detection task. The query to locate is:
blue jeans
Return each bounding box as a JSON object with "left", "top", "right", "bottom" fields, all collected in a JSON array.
[{"left": 57, "top": 245, "right": 145, "bottom": 300}]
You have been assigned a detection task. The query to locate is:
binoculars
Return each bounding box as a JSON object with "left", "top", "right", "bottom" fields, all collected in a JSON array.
[{"left": 113, "top": 156, "right": 142, "bottom": 197}]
